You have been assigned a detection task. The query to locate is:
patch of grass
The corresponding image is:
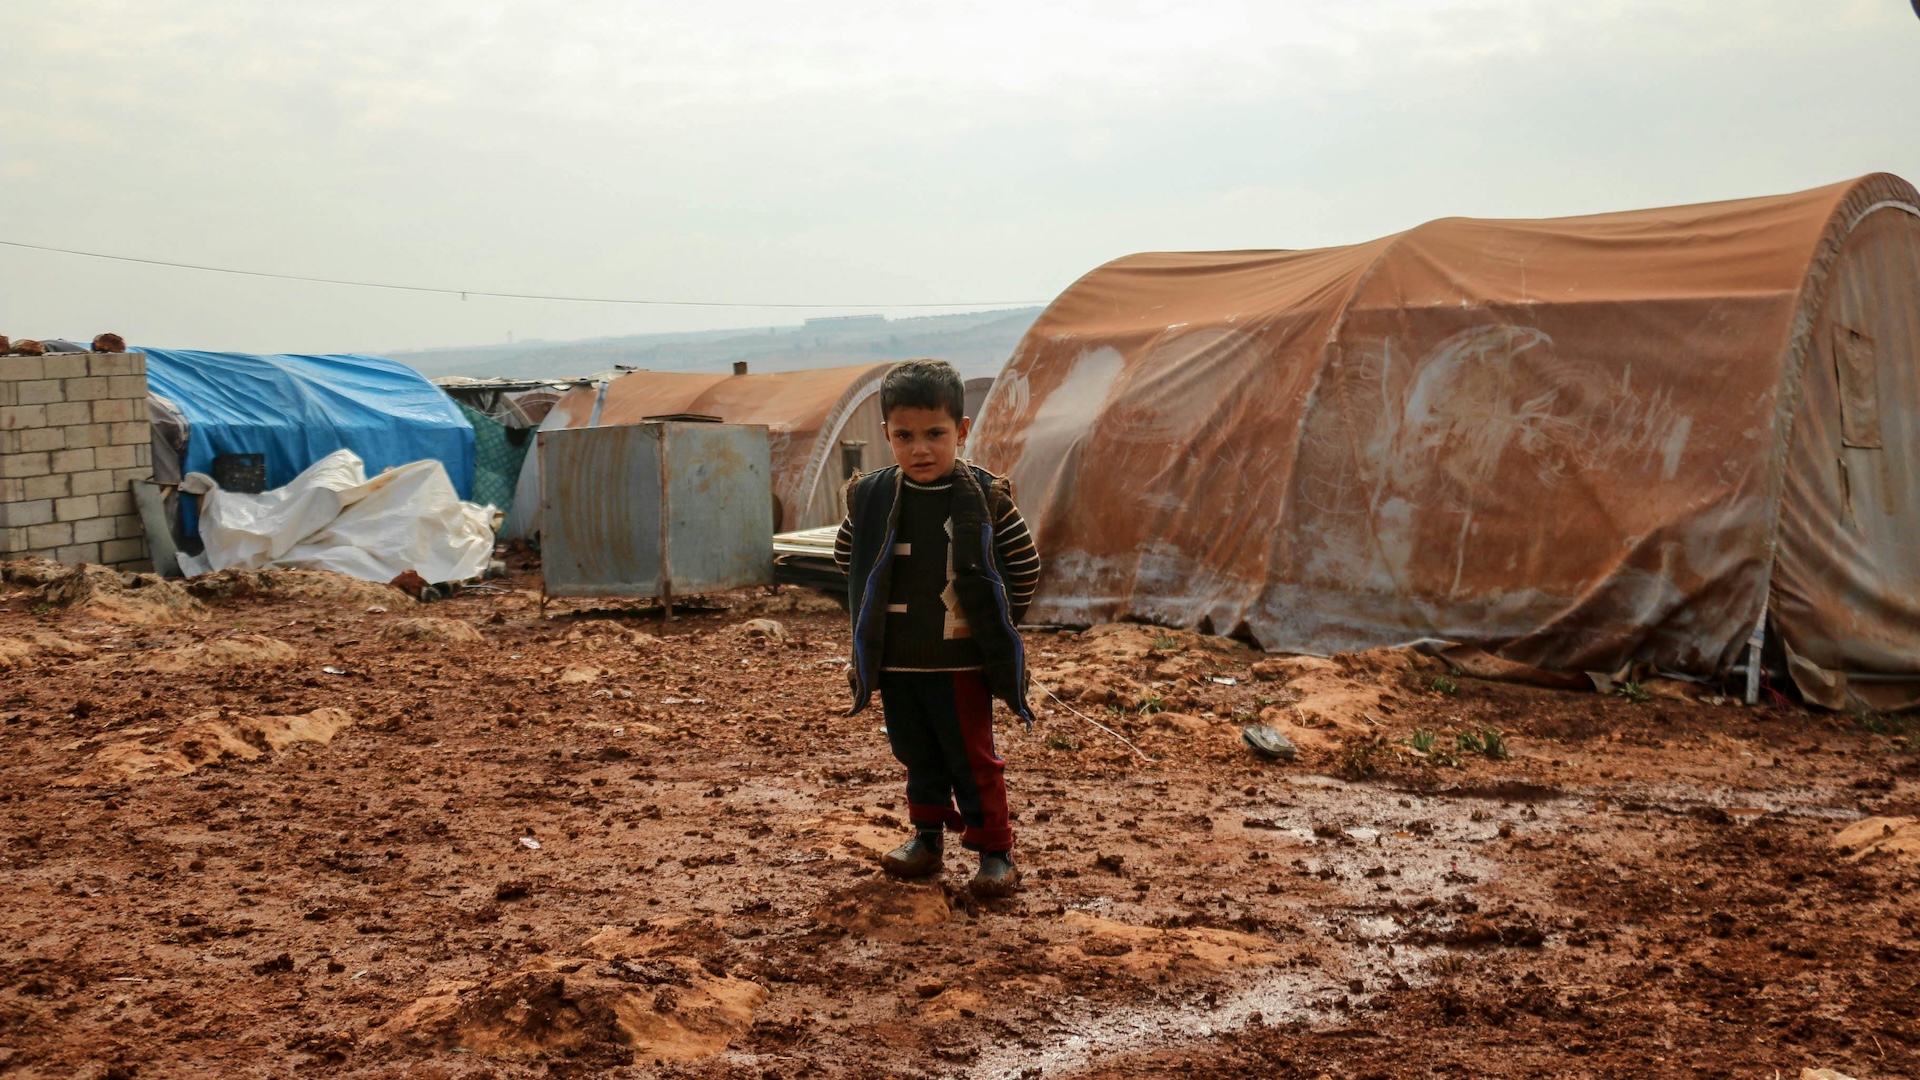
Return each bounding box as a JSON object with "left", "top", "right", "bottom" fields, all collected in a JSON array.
[
  {"left": 1409, "top": 728, "right": 1438, "bottom": 753},
  {"left": 1150, "top": 635, "right": 1180, "bottom": 651},
  {"left": 1857, "top": 711, "right": 1919, "bottom": 745},
  {"left": 30, "top": 603, "right": 51, "bottom": 616},
  {"left": 1615, "top": 680, "right": 1652, "bottom": 704},
  {"left": 1139, "top": 694, "right": 1165, "bottom": 715},
  {"left": 1431, "top": 674, "right": 1459, "bottom": 696},
  {"left": 1455, "top": 726, "right": 1512, "bottom": 761},
  {"left": 1341, "top": 738, "right": 1388, "bottom": 780}
]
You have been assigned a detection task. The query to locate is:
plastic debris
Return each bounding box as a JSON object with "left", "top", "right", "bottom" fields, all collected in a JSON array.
[
  {"left": 518, "top": 837, "right": 541, "bottom": 851},
  {"left": 1211, "top": 676, "right": 1238, "bottom": 686},
  {"left": 1241, "top": 723, "right": 1298, "bottom": 761},
  {"left": 322, "top": 666, "right": 347, "bottom": 676}
]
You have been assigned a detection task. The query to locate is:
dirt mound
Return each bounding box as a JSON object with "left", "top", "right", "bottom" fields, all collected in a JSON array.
[
  {"left": 728, "top": 618, "right": 788, "bottom": 645},
  {"left": 1049, "top": 911, "right": 1286, "bottom": 976},
  {"left": 556, "top": 619, "right": 661, "bottom": 651},
  {"left": 7, "top": 561, "right": 208, "bottom": 625},
  {"left": 583, "top": 917, "right": 732, "bottom": 961},
  {"left": 137, "top": 634, "right": 300, "bottom": 672},
  {"left": 376, "top": 617, "right": 484, "bottom": 644},
  {"left": 1833, "top": 816, "right": 1920, "bottom": 864},
  {"left": 69, "top": 708, "right": 355, "bottom": 784},
  {"left": 184, "top": 567, "right": 413, "bottom": 608},
  {"left": 736, "top": 588, "right": 842, "bottom": 615},
  {"left": 815, "top": 879, "right": 951, "bottom": 935},
  {"left": 390, "top": 957, "right": 766, "bottom": 1064},
  {"left": 0, "top": 629, "right": 97, "bottom": 668}
]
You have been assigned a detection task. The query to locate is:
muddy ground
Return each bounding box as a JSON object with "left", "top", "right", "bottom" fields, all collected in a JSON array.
[{"left": 0, "top": 558, "right": 1915, "bottom": 1080}]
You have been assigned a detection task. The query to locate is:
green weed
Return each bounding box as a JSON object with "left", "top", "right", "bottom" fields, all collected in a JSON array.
[
  {"left": 1150, "top": 635, "right": 1180, "bottom": 651},
  {"left": 1431, "top": 675, "right": 1459, "bottom": 696},
  {"left": 1409, "top": 728, "right": 1438, "bottom": 753},
  {"left": 1455, "top": 726, "right": 1511, "bottom": 761},
  {"left": 1615, "top": 681, "right": 1652, "bottom": 704}
]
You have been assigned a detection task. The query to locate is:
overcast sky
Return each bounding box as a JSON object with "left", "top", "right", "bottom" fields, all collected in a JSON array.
[{"left": 3, "top": 0, "right": 1917, "bottom": 355}]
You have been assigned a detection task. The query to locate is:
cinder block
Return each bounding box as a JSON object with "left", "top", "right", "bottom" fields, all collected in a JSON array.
[
  {"left": 65, "top": 377, "right": 109, "bottom": 402},
  {"left": 26, "top": 521, "right": 72, "bottom": 548},
  {"left": 70, "top": 468, "right": 116, "bottom": 497},
  {"left": 91, "top": 398, "right": 136, "bottom": 424},
  {"left": 0, "top": 452, "right": 50, "bottom": 479},
  {"left": 0, "top": 382, "right": 13, "bottom": 408},
  {"left": 112, "top": 467, "right": 148, "bottom": 489},
  {"left": 107, "top": 375, "right": 147, "bottom": 399},
  {"left": 0, "top": 526, "right": 28, "bottom": 554},
  {"left": 0, "top": 432, "right": 13, "bottom": 455},
  {"left": 0, "top": 357, "right": 46, "bottom": 381},
  {"left": 73, "top": 516, "right": 118, "bottom": 544},
  {"left": 95, "top": 444, "right": 136, "bottom": 470},
  {"left": 19, "top": 379, "right": 67, "bottom": 406},
  {"left": 100, "top": 538, "right": 144, "bottom": 564},
  {"left": 109, "top": 421, "right": 147, "bottom": 446},
  {"left": 55, "top": 541, "right": 102, "bottom": 565},
  {"left": 41, "top": 354, "right": 87, "bottom": 379},
  {"left": 89, "top": 353, "right": 143, "bottom": 377},
  {"left": 55, "top": 494, "right": 101, "bottom": 521},
  {"left": 0, "top": 499, "right": 54, "bottom": 528},
  {"left": 120, "top": 558, "right": 154, "bottom": 573},
  {"left": 0, "top": 478, "right": 21, "bottom": 503},
  {"left": 50, "top": 448, "right": 96, "bottom": 473},
  {"left": 22, "top": 473, "right": 70, "bottom": 501},
  {"left": 63, "top": 423, "right": 107, "bottom": 449},
  {"left": 1, "top": 404, "right": 49, "bottom": 431},
  {"left": 133, "top": 443, "right": 151, "bottom": 467},
  {"left": 98, "top": 491, "right": 135, "bottom": 516},
  {"left": 17, "top": 426, "right": 66, "bottom": 453},
  {"left": 46, "top": 401, "right": 91, "bottom": 427},
  {"left": 115, "top": 512, "right": 145, "bottom": 539}
]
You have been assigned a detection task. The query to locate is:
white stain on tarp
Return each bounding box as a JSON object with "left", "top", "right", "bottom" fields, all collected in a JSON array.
[{"left": 1009, "top": 347, "right": 1127, "bottom": 517}]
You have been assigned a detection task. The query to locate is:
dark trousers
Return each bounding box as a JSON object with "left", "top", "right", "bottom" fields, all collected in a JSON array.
[{"left": 878, "top": 670, "right": 1013, "bottom": 853}]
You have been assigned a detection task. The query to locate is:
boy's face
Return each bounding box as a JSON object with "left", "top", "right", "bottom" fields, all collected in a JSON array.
[{"left": 884, "top": 405, "right": 971, "bottom": 485}]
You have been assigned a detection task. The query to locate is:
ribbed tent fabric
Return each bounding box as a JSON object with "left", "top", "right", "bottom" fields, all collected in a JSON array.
[
  {"left": 970, "top": 174, "right": 1920, "bottom": 708},
  {"left": 457, "top": 402, "right": 533, "bottom": 518},
  {"left": 141, "top": 350, "right": 476, "bottom": 535},
  {"left": 521, "top": 362, "right": 896, "bottom": 534}
]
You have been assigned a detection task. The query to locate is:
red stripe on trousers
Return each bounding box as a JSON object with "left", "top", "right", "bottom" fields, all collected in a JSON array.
[{"left": 951, "top": 671, "right": 1013, "bottom": 852}]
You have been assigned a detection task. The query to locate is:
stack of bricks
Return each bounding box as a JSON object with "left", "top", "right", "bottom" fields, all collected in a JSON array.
[{"left": 0, "top": 351, "right": 153, "bottom": 569}]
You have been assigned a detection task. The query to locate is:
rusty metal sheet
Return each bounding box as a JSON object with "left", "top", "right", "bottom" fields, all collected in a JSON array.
[
  {"left": 971, "top": 172, "right": 1920, "bottom": 683},
  {"left": 539, "top": 423, "right": 773, "bottom": 599}
]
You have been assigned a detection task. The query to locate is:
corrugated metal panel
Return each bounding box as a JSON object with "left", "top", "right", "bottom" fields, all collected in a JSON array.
[{"left": 540, "top": 423, "right": 774, "bottom": 599}]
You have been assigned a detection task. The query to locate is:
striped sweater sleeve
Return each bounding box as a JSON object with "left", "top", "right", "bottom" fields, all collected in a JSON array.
[
  {"left": 833, "top": 516, "right": 854, "bottom": 575},
  {"left": 993, "top": 500, "right": 1041, "bottom": 624}
]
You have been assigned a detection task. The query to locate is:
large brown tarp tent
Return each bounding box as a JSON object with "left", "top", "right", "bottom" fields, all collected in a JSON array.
[
  {"left": 970, "top": 173, "right": 1920, "bottom": 708},
  {"left": 530, "top": 363, "right": 896, "bottom": 533}
]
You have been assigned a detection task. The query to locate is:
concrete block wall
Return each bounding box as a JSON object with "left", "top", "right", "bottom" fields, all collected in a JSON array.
[{"left": 0, "top": 352, "right": 152, "bottom": 569}]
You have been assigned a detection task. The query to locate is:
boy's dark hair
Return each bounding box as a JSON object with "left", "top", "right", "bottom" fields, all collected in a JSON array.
[{"left": 881, "top": 359, "right": 967, "bottom": 424}]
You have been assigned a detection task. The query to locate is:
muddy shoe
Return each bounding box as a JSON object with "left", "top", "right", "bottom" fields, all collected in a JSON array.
[
  {"left": 970, "top": 853, "right": 1020, "bottom": 897},
  {"left": 880, "top": 834, "right": 943, "bottom": 878}
]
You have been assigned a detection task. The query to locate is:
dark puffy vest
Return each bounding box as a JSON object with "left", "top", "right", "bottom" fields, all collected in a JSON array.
[{"left": 844, "top": 464, "right": 1033, "bottom": 726}]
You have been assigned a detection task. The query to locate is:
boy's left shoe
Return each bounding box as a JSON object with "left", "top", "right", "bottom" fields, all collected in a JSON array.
[{"left": 969, "top": 853, "right": 1020, "bottom": 897}]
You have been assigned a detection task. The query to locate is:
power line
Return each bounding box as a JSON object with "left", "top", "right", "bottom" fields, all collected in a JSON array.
[{"left": 0, "top": 239, "right": 1046, "bottom": 310}]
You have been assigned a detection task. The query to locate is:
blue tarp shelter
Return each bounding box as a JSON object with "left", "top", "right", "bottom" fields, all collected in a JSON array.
[{"left": 140, "top": 350, "right": 476, "bottom": 534}]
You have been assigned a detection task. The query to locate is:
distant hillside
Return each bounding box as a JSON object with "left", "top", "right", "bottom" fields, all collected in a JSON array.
[{"left": 392, "top": 308, "right": 1044, "bottom": 381}]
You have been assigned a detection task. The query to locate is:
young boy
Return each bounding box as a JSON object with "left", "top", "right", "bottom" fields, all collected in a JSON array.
[{"left": 833, "top": 359, "right": 1041, "bottom": 896}]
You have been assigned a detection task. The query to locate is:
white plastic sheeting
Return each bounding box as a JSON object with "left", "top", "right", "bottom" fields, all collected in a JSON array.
[{"left": 177, "top": 449, "right": 497, "bottom": 584}]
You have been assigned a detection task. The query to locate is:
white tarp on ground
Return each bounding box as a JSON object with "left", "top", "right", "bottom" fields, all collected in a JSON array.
[{"left": 177, "top": 449, "right": 496, "bottom": 584}]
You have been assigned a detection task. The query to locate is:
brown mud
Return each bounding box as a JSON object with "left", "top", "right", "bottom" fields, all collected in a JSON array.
[{"left": 0, "top": 561, "right": 1914, "bottom": 1079}]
